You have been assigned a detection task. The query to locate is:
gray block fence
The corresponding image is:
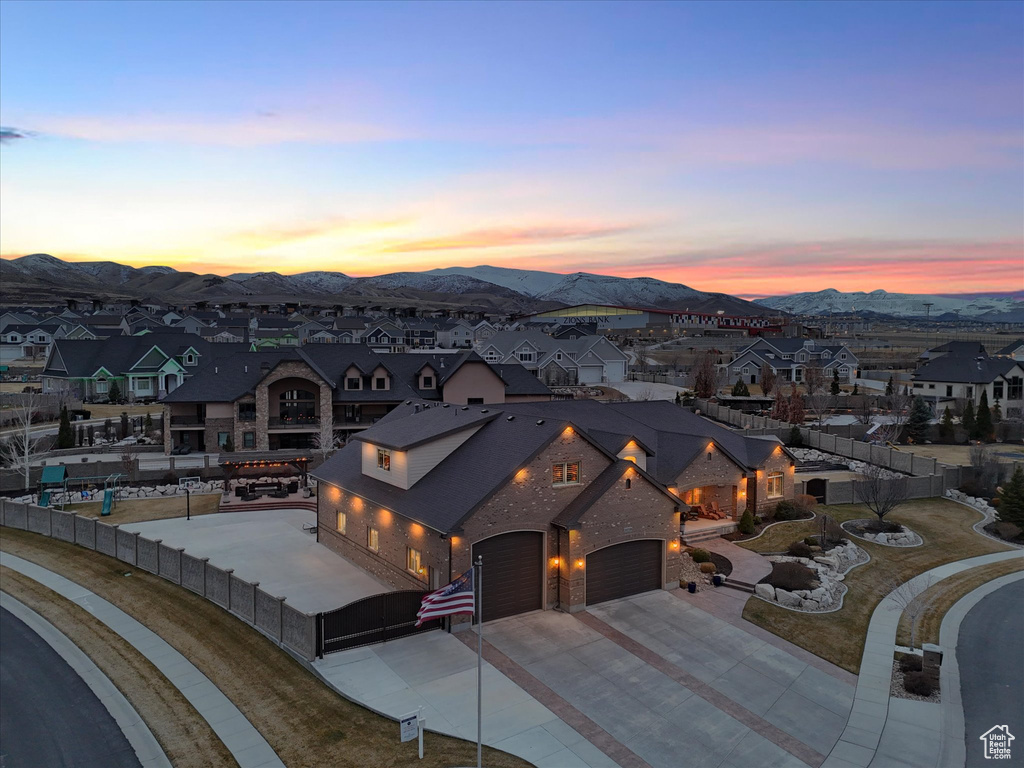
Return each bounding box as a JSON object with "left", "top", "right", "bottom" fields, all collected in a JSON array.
[{"left": 0, "top": 498, "right": 318, "bottom": 661}]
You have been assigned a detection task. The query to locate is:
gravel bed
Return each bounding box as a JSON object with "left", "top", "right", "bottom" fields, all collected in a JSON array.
[
  {"left": 890, "top": 659, "right": 941, "bottom": 703},
  {"left": 679, "top": 554, "right": 713, "bottom": 591}
]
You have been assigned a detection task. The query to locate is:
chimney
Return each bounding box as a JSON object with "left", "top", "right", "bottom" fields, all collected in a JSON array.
[
  {"left": 215, "top": 366, "right": 218, "bottom": 374},
  {"left": 244, "top": 365, "right": 248, "bottom": 373}
]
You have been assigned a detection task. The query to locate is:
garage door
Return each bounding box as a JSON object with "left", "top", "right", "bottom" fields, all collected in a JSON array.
[
  {"left": 578, "top": 366, "right": 603, "bottom": 384},
  {"left": 586, "top": 539, "right": 662, "bottom": 606},
  {"left": 472, "top": 531, "right": 544, "bottom": 622}
]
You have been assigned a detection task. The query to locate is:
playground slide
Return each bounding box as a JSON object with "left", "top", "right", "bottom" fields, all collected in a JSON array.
[
  {"left": 101, "top": 489, "right": 113, "bottom": 517},
  {"left": 39, "top": 490, "right": 51, "bottom": 507}
]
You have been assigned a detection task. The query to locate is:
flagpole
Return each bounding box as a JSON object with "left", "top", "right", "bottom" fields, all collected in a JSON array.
[{"left": 475, "top": 554, "right": 483, "bottom": 768}]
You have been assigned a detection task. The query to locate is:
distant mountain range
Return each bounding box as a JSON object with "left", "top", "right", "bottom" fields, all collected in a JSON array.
[
  {"left": 2, "top": 254, "right": 1019, "bottom": 321},
  {"left": 0, "top": 255, "right": 774, "bottom": 316},
  {"left": 755, "top": 288, "right": 1024, "bottom": 321}
]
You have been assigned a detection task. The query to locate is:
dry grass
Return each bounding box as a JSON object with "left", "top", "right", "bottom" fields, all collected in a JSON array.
[
  {"left": 1, "top": 566, "right": 236, "bottom": 768},
  {"left": 740, "top": 498, "right": 1016, "bottom": 673},
  {"left": 67, "top": 493, "right": 223, "bottom": 524},
  {"left": 898, "top": 443, "right": 1024, "bottom": 467},
  {"left": 0, "top": 529, "right": 532, "bottom": 768},
  {"left": 896, "top": 558, "right": 1024, "bottom": 648}
]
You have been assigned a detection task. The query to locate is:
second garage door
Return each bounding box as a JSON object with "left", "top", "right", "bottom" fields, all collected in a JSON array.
[
  {"left": 472, "top": 531, "right": 544, "bottom": 622},
  {"left": 586, "top": 539, "right": 662, "bottom": 606}
]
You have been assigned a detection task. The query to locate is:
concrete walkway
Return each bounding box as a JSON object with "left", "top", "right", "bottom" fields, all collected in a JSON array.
[
  {"left": 313, "top": 628, "right": 613, "bottom": 768},
  {"left": 0, "top": 593, "right": 171, "bottom": 768},
  {"left": 0, "top": 552, "right": 285, "bottom": 768},
  {"left": 702, "top": 537, "right": 772, "bottom": 585},
  {"left": 822, "top": 549, "right": 1024, "bottom": 768},
  {"left": 122, "top": 508, "right": 389, "bottom": 613}
]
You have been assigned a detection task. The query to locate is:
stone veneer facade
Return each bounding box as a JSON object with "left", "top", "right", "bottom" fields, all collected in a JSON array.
[{"left": 316, "top": 428, "right": 681, "bottom": 616}]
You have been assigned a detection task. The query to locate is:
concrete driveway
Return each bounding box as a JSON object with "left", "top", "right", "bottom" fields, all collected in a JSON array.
[
  {"left": 484, "top": 590, "right": 856, "bottom": 768},
  {"left": 122, "top": 508, "right": 389, "bottom": 613}
]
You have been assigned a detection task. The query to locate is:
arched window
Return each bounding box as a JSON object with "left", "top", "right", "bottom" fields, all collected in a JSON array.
[{"left": 279, "top": 389, "right": 316, "bottom": 422}]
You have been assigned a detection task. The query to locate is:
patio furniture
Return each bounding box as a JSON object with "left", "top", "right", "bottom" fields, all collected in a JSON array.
[
  {"left": 709, "top": 501, "right": 727, "bottom": 519},
  {"left": 287, "top": 481, "right": 299, "bottom": 494},
  {"left": 686, "top": 505, "right": 700, "bottom": 521}
]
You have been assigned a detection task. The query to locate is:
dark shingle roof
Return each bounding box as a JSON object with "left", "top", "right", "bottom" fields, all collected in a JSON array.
[
  {"left": 352, "top": 405, "right": 498, "bottom": 450},
  {"left": 45, "top": 334, "right": 246, "bottom": 379},
  {"left": 912, "top": 355, "right": 1017, "bottom": 384},
  {"left": 492, "top": 364, "right": 554, "bottom": 396},
  {"left": 994, "top": 339, "right": 1024, "bottom": 357}
]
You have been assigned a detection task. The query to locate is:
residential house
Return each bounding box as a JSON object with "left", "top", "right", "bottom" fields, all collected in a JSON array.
[
  {"left": 728, "top": 339, "right": 859, "bottom": 385},
  {"left": 160, "top": 349, "right": 553, "bottom": 452},
  {"left": 42, "top": 333, "right": 249, "bottom": 402},
  {"left": 312, "top": 398, "right": 794, "bottom": 618},
  {"left": 912, "top": 346, "right": 1024, "bottom": 418},
  {"left": 477, "top": 330, "right": 629, "bottom": 385},
  {"left": 993, "top": 339, "right": 1024, "bottom": 362}
]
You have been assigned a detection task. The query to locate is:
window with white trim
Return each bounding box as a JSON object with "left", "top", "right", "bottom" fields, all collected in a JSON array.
[
  {"left": 407, "top": 547, "right": 422, "bottom": 575},
  {"left": 377, "top": 448, "right": 391, "bottom": 471},
  {"left": 766, "top": 472, "right": 784, "bottom": 499},
  {"left": 96, "top": 380, "right": 108, "bottom": 394},
  {"left": 367, "top": 527, "right": 379, "bottom": 552},
  {"left": 336, "top": 511, "right": 346, "bottom": 534},
  {"left": 552, "top": 461, "right": 580, "bottom": 486}
]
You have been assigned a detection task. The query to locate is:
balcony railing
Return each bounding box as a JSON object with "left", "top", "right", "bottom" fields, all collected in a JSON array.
[
  {"left": 170, "top": 415, "right": 205, "bottom": 426},
  {"left": 268, "top": 416, "right": 320, "bottom": 429}
]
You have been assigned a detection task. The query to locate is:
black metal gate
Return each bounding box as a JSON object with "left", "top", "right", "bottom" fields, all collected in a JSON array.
[{"left": 318, "top": 590, "right": 440, "bottom": 656}]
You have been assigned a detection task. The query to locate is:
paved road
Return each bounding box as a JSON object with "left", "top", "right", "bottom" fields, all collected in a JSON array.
[
  {"left": 0, "top": 606, "right": 141, "bottom": 768},
  {"left": 959, "top": 579, "right": 1024, "bottom": 767}
]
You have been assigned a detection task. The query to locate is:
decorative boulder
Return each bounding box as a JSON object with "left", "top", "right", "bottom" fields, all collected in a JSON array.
[
  {"left": 776, "top": 589, "right": 803, "bottom": 608},
  {"left": 755, "top": 583, "right": 776, "bottom": 601}
]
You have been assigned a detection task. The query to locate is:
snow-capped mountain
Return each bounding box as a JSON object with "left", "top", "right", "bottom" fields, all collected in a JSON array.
[{"left": 756, "top": 288, "right": 1023, "bottom": 319}]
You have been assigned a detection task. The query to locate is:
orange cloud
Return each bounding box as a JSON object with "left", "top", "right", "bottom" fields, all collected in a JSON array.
[{"left": 375, "top": 223, "right": 636, "bottom": 253}]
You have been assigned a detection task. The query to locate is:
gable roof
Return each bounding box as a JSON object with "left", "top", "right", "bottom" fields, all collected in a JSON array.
[
  {"left": 352, "top": 405, "right": 498, "bottom": 451},
  {"left": 44, "top": 333, "right": 247, "bottom": 379},
  {"left": 912, "top": 355, "right": 1019, "bottom": 384}
]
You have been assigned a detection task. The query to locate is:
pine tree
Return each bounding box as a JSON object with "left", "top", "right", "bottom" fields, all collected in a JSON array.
[
  {"left": 107, "top": 380, "right": 122, "bottom": 403},
  {"left": 56, "top": 406, "right": 74, "bottom": 449},
  {"left": 997, "top": 466, "right": 1024, "bottom": 528},
  {"left": 120, "top": 411, "right": 130, "bottom": 440},
  {"left": 831, "top": 369, "right": 841, "bottom": 396},
  {"left": 992, "top": 400, "right": 1002, "bottom": 424},
  {"left": 886, "top": 376, "right": 894, "bottom": 396},
  {"left": 938, "top": 407, "right": 955, "bottom": 443},
  {"left": 738, "top": 508, "right": 756, "bottom": 534},
  {"left": 961, "top": 400, "right": 975, "bottom": 438},
  {"left": 975, "top": 391, "right": 993, "bottom": 441},
  {"left": 852, "top": 382, "right": 859, "bottom": 396},
  {"left": 144, "top": 412, "right": 153, "bottom": 432},
  {"left": 906, "top": 397, "right": 931, "bottom": 444},
  {"left": 731, "top": 379, "right": 750, "bottom": 397}
]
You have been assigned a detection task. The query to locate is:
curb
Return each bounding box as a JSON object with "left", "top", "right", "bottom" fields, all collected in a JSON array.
[{"left": 0, "top": 591, "right": 172, "bottom": 768}]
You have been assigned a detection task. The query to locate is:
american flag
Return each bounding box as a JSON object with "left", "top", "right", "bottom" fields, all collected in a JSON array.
[{"left": 415, "top": 568, "right": 475, "bottom": 626}]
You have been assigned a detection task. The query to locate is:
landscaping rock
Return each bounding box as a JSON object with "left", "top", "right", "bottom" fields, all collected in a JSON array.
[
  {"left": 776, "top": 589, "right": 803, "bottom": 608},
  {"left": 755, "top": 583, "right": 776, "bottom": 601}
]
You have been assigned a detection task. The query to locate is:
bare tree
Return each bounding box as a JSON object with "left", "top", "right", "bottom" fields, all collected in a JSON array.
[
  {"left": 0, "top": 392, "right": 48, "bottom": 491},
  {"left": 969, "top": 444, "right": 1000, "bottom": 496},
  {"left": 881, "top": 569, "right": 935, "bottom": 651},
  {"left": 312, "top": 412, "right": 339, "bottom": 462},
  {"left": 805, "top": 387, "right": 836, "bottom": 427},
  {"left": 853, "top": 395, "right": 874, "bottom": 426},
  {"left": 692, "top": 351, "right": 722, "bottom": 399},
  {"left": 633, "top": 386, "right": 656, "bottom": 402},
  {"left": 855, "top": 464, "right": 909, "bottom": 530},
  {"left": 804, "top": 360, "right": 827, "bottom": 396},
  {"left": 872, "top": 385, "right": 912, "bottom": 444},
  {"left": 119, "top": 441, "right": 139, "bottom": 482},
  {"left": 759, "top": 363, "right": 777, "bottom": 396}
]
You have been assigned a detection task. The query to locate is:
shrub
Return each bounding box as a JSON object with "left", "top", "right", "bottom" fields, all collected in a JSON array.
[
  {"left": 899, "top": 654, "right": 923, "bottom": 673},
  {"left": 161, "top": 471, "right": 178, "bottom": 486},
  {"left": 871, "top": 519, "right": 904, "bottom": 534},
  {"left": 689, "top": 548, "right": 711, "bottom": 564},
  {"left": 804, "top": 536, "right": 819, "bottom": 547},
  {"left": 795, "top": 494, "right": 818, "bottom": 511},
  {"left": 787, "top": 541, "right": 813, "bottom": 558},
  {"left": 773, "top": 500, "right": 807, "bottom": 521},
  {"left": 903, "top": 670, "right": 934, "bottom": 697},
  {"left": 768, "top": 562, "right": 816, "bottom": 592},
  {"left": 699, "top": 562, "right": 717, "bottom": 574},
  {"left": 990, "top": 497, "right": 1001, "bottom": 507},
  {"left": 992, "top": 521, "right": 1022, "bottom": 541},
  {"left": 738, "top": 508, "right": 756, "bottom": 535},
  {"left": 787, "top": 425, "right": 804, "bottom": 447}
]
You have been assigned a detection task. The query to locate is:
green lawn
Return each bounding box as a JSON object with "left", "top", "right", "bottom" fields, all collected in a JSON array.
[{"left": 740, "top": 498, "right": 1015, "bottom": 673}]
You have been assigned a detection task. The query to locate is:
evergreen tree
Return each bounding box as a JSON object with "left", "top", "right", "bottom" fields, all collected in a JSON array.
[
  {"left": 107, "top": 380, "right": 122, "bottom": 403},
  {"left": 938, "top": 407, "right": 955, "bottom": 443},
  {"left": 975, "top": 391, "right": 993, "bottom": 441},
  {"left": 992, "top": 400, "right": 1002, "bottom": 424},
  {"left": 852, "top": 382, "right": 859, "bottom": 396},
  {"left": 56, "top": 406, "right": 74, "bottom": 449},
  {"left": 831, "top": 369, "right": 841, "bottom": 396},
  {"left": 144, "top": 412, "right": 154, "bottom": 432},
  {"left": 997, "top": 466, "right": 1024, "bottom": 528},
  {"left": 120, "top": 411, "right": 130, "bottom": 439},
  {"left": 961, "top": 400, "right": 975, "bottom": 438},
  {"left": 906, "top": 397, "right": 931, "bottom": 444},
  {"left": 788, "top": 425, "right": 804, "bottom": 447},
  {"left": 223, "top": 435, "right": 235, "bottom": 453},
  {"left": 731, "top": 378, "right": 750, "bottom": 397},
  {"left": 738, "top": 508, "right": 756, "bottom": 534},
  {"left": 885, "top": 376, "right": 894, "bottom": 396}
]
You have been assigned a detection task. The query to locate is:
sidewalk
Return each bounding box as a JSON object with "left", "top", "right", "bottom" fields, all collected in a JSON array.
[
  {"left": 822, "top": 549, "right": 1024, "bottom": 768},
  {"left": 0, "top": 551, "right": 285, "bottom": 768}
]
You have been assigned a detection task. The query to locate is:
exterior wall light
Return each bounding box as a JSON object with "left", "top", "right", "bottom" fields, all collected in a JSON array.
[{"left": 576, "top": 559, "right": 585, "bottom": 569}]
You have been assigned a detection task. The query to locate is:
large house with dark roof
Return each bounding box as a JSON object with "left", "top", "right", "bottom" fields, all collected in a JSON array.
[
  {"left": 160, "top": 349, "right": 553, "bottom": 452},
  {"left": 912, "top": 343, "right": 1024, "bottom": 418},
  {"left": 729, "top": 338, "right": 858, "bottom": 385},
  {"left": 41, "top": 333, "right": 248, "bottom": 401},
  {"left": 312, "top": 399, "right": 795, "bottom": 617}
]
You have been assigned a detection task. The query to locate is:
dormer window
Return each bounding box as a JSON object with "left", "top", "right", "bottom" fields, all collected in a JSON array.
[
  {"left": 184, "top": 353, "right": 196, "bottom": 366},
  {"left": 421, "top": 375, "right": 434, "bottom": 389},
  {"left": 375, "top": 377, "right": 388, "bottom": 390},
  {"left": 346, "top": 377, "right": 362, "bottom": 390}
]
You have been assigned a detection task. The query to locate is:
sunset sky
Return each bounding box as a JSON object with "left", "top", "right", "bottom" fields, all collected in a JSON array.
[{"left": 1, "top": 1, "right": 1022, "bottom": 297}]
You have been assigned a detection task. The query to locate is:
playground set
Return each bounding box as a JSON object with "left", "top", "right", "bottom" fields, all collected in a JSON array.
[{"left": 38, "top": 465, "right": 123, "bottom": 516}]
